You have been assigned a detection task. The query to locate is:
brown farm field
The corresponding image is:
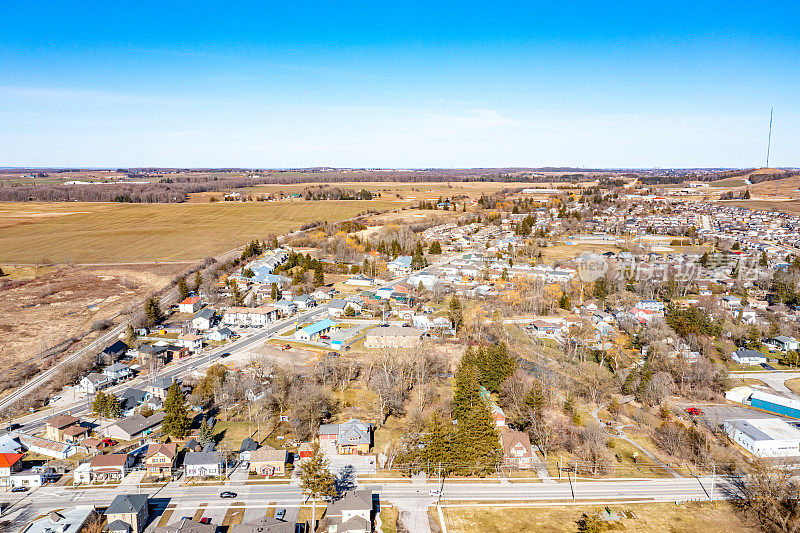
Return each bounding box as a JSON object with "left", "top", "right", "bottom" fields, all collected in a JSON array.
[
  {"left": 0, "top": 200, "right": 407, "bottom": 263},
  {"left": 0, "top": 263, "right": 187, "bottom": 368},
  {"left": 440, "top": 501, "right": 757, "bottom": 533}
]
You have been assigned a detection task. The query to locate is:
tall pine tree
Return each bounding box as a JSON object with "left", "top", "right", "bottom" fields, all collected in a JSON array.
[
  {"left": 163, "top": 382, "right": 190, "bottom": 437},
  {"left": 452, "top": 364, "right": 481, "bottom": 422}
]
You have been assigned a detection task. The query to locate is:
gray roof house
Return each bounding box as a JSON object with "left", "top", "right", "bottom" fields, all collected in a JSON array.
[
  {"left": 320, "top": 489, "right": 374, "bottom": 533},
  {"left": 105, "top": 411, "right": 165, "bottom": 441},
  {"left": 116, "top": 388, "right": 150, "bottom": 416},
  {"left": 183, "top": 450, "right": 224, "bottom": 478},
  {"left": 105, "top": 493, "right": 150, "bottom": 533}
]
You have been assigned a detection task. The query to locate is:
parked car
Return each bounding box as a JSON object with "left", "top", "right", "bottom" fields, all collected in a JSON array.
[
  {"left": 275, "top": 509, "right": 286, "bottom": 520},
  {"left": 319, "top": 335, "right": 330, "bottom": 340},
  {"left": 220, "top": 491, "right": 237, "bottom": 498},
  {"left": 11, "top": 486, "right": 28, "bottom": 493},
  {"left": 100, "top": 438, "right": 118, "bottom": 446},
  {"left": 685, "top": 407, "right": 704, "bottom": 416},
  {"left": 199, "top": 518, "right": 212, "bottom": 524},
  {"left": 220, "top": 352, "right": 231, "bottom": 358}
]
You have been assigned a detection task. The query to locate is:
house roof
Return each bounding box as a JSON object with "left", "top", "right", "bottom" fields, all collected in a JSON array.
[
  {"left": 117, "top": 388, "right": 148, "bottom": 411},
  {"left": 239, "top": 438, "right": 258, "bottom": 453},
  {"left": 500, "top": 430, "right": 533, "bottom": 458},
  {"left": 106, "top": 519, "right": 133, "bottom": 532},
  {"left": 193, "top": 308, "right": 215, "bottom": 320},
  {"left": 110, "top": 411, "right": 165, "bottom": 438},
  {"left": 103, "top": 340, "right": 129, "bottom": 356},
  {"left": 91, "top": 453, "right": 130, "bottom": 468},
  {"left": 249, "top": 446, "right": 287, "bottom": 463},
  {"left": 105, "top": 362, "right": 130, "bottom": 373},
  {"left": 180, "top": 296, "right": 201, "bottom": 305},
  {"left": 366, "top": 325, "right": 421, "bottom": 338},
  {"left": 62, "top": 425, "right": 90, "bottom": 437},
  {"left": 46, "top": 414, "right": 80, "bottom": 430},
  {"left": 146, "top": 442, "right": 176, "bottom": 460},
  {"left": 106, "top": 493, "right": 149, "bottom": 515},
  {"left": 0, "top": 453, "right": 23, "bottom": 468},
  {"left": 327, "top": 489, "right": 373, "bottom": 515},
  {"left": 183, "top": 450, "right": 223, "bottom": 466},
  {"left": 84, "top": 372, "right": 110, "bottom": 385}
]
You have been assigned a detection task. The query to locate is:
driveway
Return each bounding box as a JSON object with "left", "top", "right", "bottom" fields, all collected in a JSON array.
[{"left": 729, "top": 371, "right": 800, "bottom": 399}]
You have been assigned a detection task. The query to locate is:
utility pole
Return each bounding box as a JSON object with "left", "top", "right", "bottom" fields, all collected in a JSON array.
[{"left": 710, "top": 463, "right": 716, "bottom": 503}]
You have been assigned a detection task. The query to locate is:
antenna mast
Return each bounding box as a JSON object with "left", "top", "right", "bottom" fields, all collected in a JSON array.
[{"left": 766, "top": 107, "right": 773, "bottom": 168}]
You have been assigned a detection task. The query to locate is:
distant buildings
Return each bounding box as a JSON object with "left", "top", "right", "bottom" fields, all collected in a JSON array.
[{"left": 724, "top": 418, "right": 800, "bottom": 457}]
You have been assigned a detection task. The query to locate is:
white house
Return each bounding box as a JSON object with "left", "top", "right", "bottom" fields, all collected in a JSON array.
[
  {"left": 80, "top": 372, "right": 112, "bottom": 394},
  {"left": 177, "top": 334, "right": 203, "bottom": 353},
  {"left": 732, "top": 348, "right": 767, "bottom": 366},
  {"left": 387, "top": 256, "right": 413, "bottom": 275},
  {"left": 178, "top": 296, "right": 202, "bottom": 314},
  {"left": 724, "top": 418, "right": 800, "bottom": 458},
  {"left": 222, "top": 306, "right": 280, "bottom": 325},
  {"left": 272, "top": 300, "right": 297, "bottom": 316},
  {"left": 635, "top": 299, "right": 665, "bottom": 314},
  {"left": 293, "top": 294, "right": 316, "bottom": 310},
  {"left": 192, "top": 308, "right": 215, "bottom": 331},
  {"left": 103, "top": 363, "right": 132, "bottom": 383},
  {"left": 183, "top": 450, "right": 224, "bottom": 478},
  {"left": 766, "top": 336, "right": 800, "bottom": 352},
  {"left": 206, "top": 327, "right": 233, "bottom": 342}
]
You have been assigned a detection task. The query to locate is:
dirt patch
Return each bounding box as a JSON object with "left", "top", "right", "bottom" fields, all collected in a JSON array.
[{"left": 0, "top": 263, "right": 189, "bottom": 369}]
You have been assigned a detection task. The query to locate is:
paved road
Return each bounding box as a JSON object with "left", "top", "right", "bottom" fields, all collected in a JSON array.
[
  {"left": 0, "top": 476, "right": 740, "bottom": 522},
  {"left": 9, "top": 306, "right": 327, "bottom": 434},
  {"left": 729, "top": 371, "right": 800, "bottom": 399}
]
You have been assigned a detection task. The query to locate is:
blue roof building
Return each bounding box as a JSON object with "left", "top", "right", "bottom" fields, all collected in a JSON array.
[{"left": 294, "top": 318, "right": 338, "bottom": 341}]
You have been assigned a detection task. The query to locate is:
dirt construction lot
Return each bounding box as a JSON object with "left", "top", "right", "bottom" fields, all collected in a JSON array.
[{"left": 0, "top": 263, "right": 187, "bottom": 368}]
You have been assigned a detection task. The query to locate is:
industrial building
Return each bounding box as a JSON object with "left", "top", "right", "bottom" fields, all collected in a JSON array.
[{"left": 724, "top": 418, "right": 800, "bottom": 457}]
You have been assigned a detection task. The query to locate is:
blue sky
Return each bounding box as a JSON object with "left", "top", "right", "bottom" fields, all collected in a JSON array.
[{"left": 1, "top": 1, "right": 798, "bottom": 168}]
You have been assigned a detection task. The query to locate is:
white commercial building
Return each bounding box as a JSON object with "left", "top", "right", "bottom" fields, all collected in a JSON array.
[{"left": 723, "top": 418, "right": 800, "bottom": 458}]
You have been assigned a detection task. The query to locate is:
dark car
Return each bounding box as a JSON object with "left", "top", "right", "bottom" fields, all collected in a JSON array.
[
  {"left": 220, "top": 352, "right": 231, "bottom": 358},
  {"left": 220, "top": 491, "right": 237, "bottom": 499},
  {"left": 275, "top": 509, "right": 286, "bottom": 520},
  {"left": 11, "top": 486, "right": 28, "bottom": 493}
]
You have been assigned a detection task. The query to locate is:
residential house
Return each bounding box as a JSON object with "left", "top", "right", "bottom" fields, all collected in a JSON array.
[
  {"left": 732, "top": 348, "right": 767, "bottom": 366},
  {"left": 364, "top": 325, "right": 421, "bottom": 349},
  {"left": 45, "top": 414, "right": 81, "bottom": 442},
  {"left": 183, "top": 449, "right": 224, "bottom": 478},
  {"left": 273, "top": 300, "right": 297, "bottom": 316},
  {"left": 155, "top": 518, "right": 217, "bottom": 533},
  {"left": 766, "top": 336, "right": 800, "bottom": 352},
  {"left": 319, "top": 489, "right": 375, "bottom": 533},
  {"left": 500, "top": 430, "right": 534, "bottom": 469},
  {"left": 0, "top": 453, "right": 23, "bottom": 485},
  {"left": 117, "top": 388, "right": 151, "bottom": 416},
  {"left": 328, "top": 299, "right": 357, "bottom": 318},
  {"left": 293, "top": 294, "right": 316, "bottom": 309},
  {"left": 144, "top": 376, "right": 177, "bottom": 401},
  {"left": 249, "top": 446, "right": 288, "bottom": 476},
  {"left": 178, "top": 296, "right": 202, "bottom": 314},
  {"left": 230, "top": 517, "right": 294, "bottom": 533},
  {"left": 104, "top": 362, "right": 133, "bottom": 383},
  {"left": 480, "top": 386, "right": 506, "bottom": 427},
  {"left": 238, "top": 438, "right": 258, "bottom": 462},
  {"left": 319, "top": 419, "right": 373, "bottom": 455},
  {"left": 206, "top": 327, "right": 234, "bottom": 341},
  {"left": 105, "top": 493, "right": 150, "bottom": 533},
  {"left": 192, "top": 308, "right": 215, "bottom": 331},
  {"left": 105, "top": 411, "right": 165, "bottom": 441},
  {"left": 387, "top": 256, "right": 413, "bottom": 275},
  {"left": 177, "top": 333, "right": 203, "bottom": 353},
  {"left": 87, "top": 453, "right": 134, "bottom": 482},
  {"left": 145, "top": 442, "right": 177, "bottom": 477},
  {"left": 101, "top": 340, "right": 130, "bottom": 364},
  {"left": 80, "top": 372, "right": 112, "bottom": 394},
  {"left": 634, "top": 299, "right": 665, "bottom": 314}
]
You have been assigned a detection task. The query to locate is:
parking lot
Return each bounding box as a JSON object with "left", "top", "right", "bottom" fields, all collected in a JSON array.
[{"left": 694, "top": 404, "right": 793, "bottom": 429}]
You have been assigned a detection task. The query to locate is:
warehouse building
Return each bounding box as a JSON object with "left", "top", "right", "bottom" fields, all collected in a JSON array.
[{"left": 724, "top": 418, "right": 800, "bottom": 457}]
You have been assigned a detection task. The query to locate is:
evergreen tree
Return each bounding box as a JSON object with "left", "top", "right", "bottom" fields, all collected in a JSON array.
[
  {"left": 699, "top": 251, "right": 710, "bottom": 268},
  {"left": 298, "top": 443, "right": 337, "bottom": 530},
  {"left": 760, "top": 251, "right": 768, "bottom": 267},
  {"left": 428, "top": 241, "right": 442, "bottom": 255},
  {"left": 622, "top": 372, "right": 636, "bottom": 395},
  {"left": 144, "top": 297, "right": 163, "bottom": 327},
  {"left": 125, "top": 324, "right": 137, "bottom": 348},
  {"left": 178, "top": 277, "right": 190, "bottom": 300},
  {"left": 449, "top": 296, "right": 463, "bottom": 332},
  {"left": 106, "top": 395, "right": 122, "bottom": 419},
  {"left": 559, "top": 292, "right": 571, "bottom": 310},
  {"left": 229, "top": 280, "right": 244, "bottom": 306},
  {"left": 314, "top": 263, "right": 324, "bottom": 287},
  {"left": 270, "top": 282, "right": 279, "bottom": 300},
  {"left": 198, "top": 418, "right": 215, "bottom": 445},
  {"left": 0, "top": 267, "right": 5, "bottom": 277},
  {"left": 92, "top": 391, "right": 108, "bottom": 418},
  {"left": 194, "top": 271, "right": 202, "bottom": 291},
  {"left": 421, "top": 413, "right": 453, "bottom": 473},
  {"left": 163, "top": 382, "right": 190, "bottom": 437},
  {"left": 453, "top": 401, "right": 501, "bottom": 475},
  {"left": 452, "top": 364, "right": 481, "bottom": 421},
  {"left": 344, "top": 304, "right": 356, "bottom": 317}
]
